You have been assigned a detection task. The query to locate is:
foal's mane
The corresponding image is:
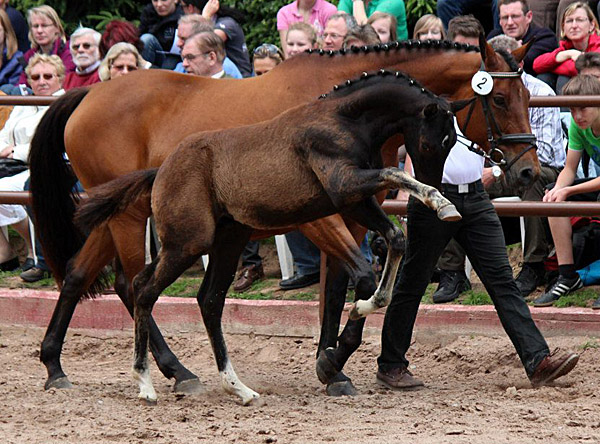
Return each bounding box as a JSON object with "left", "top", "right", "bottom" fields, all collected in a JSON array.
[{"left": 317, "top": 69, "right": 438, "bottom": 102}]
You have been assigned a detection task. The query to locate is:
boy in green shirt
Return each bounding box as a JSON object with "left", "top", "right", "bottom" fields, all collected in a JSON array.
[{"left": 534, "top": 75, "right": 600, "bottom": 308}]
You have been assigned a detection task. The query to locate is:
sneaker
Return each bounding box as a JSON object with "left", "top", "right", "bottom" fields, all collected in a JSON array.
[
  {"left": 529, "top": 348, "right": 579, "bottom": 387},
  {"left": 376, "top": 366, "right": 424, "bottom": 390},
  {"left": 232, "top": 264, "right": 264, "bottom": 293},
  {"left": 515, "top": 262, "right": 545, "bottom": 297},
  {"left": 432, "top": 270, "right": 471, "bottom": 303},
  {"left": 20, "top": 266, "right": 51, "bottom": 283},
  {"left": 532, "top": 275, "right": 583, "bottom": 307}
]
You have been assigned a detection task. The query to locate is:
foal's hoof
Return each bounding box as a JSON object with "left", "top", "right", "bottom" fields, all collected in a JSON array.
[
  {"left": 139, "top": 397, "right": 158, "bottom": 406},
  {"left": 437, "top": 204, "right": 462, "bottom": 222},
  {"left": 326, "top": 380, "right": 358, "bottom": 397},
  {"left": 316, "top": 348, "right": 340, "bottom": 384},
  {"left": 44, "top": 376, "right": 73, "bottom": 390},
  {"left": 348, "top": 302, "right": 366, "bottom": 321},
  {"left": 173, "top": 377, "right": 205, "bottom": 395}
]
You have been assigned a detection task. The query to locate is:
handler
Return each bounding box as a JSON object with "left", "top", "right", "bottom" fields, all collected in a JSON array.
[{"left": 376, "top": 21, "right": 579, "bottom": 387}]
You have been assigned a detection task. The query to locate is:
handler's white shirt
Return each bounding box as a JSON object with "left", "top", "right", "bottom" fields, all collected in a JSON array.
[{"left": 441, "top": 119, "right": 484, "bottom": 186}]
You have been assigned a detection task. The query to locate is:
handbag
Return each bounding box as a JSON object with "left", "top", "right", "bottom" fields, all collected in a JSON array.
[{"left": 0, "top": 158, "right": 27, "bottom": 178}]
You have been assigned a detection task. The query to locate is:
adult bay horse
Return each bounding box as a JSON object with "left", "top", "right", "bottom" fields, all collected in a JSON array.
[
  {"left": 29, "top": 38, "right": 539, "bottom": 395},
  {"left": 75, "top": 71, "right": 460, "bottom": 404}
]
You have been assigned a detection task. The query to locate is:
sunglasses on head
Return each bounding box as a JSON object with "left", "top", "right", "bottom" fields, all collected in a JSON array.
[
  {"left": 71, "top": 42, "right": 95, "bottom": 51},
  {"left": 253, "top": 43, "right": 283, "bottom": 60},
  {"left": 29, "top": 73, "right": 55, "bottom": 81}
]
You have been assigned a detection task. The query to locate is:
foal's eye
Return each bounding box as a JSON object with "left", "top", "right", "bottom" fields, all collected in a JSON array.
[{"left": 493, "top": 95, "right": 506, "bottom": 107}]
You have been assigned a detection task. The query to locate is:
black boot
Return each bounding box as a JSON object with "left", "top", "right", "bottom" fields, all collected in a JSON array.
[{"left": 432, "top": 270, "right": 471, "bottom": 303}]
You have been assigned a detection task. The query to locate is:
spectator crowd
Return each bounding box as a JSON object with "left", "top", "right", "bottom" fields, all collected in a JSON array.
[{"left": 0, "top": 0, "right": 598, "bottom": 322}]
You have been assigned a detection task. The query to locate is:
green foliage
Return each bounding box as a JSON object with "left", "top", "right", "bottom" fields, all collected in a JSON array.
[
  {"left": 460, "top": 290, "right": 493, "bottom": 305},
  {"left": 405, "top": 0, "right": 437, "bottom": 35},
  {"left": 579, "top": 339, "right": 600, "bottom": 351},
  {"left": 553, "top": 288, "right": 597, "bottom": 308},
  {"left": 230, "top": 0, "right": 289, "bottom": 52}
]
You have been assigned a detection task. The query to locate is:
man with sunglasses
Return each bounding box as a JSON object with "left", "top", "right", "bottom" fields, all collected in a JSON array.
[{"left": 62, "top": 26, "right": 101, "bottom": 90}]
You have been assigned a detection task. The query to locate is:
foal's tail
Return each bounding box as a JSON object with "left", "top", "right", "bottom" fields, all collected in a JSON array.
[
  {"left": 29, "top": 87, "right": 90, "bottom": 284},
  {"left": 75, "top": 169, "right": 158, "bottom": 234}
]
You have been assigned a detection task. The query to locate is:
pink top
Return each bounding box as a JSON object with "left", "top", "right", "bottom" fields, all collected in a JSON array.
[{"left": 276, "top": 0, "right": 338, "bottom": 36}]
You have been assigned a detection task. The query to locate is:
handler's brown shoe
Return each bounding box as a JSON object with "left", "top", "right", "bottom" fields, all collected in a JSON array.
[
  {"left": 233, "top": 264, "right": 264, "bottom": 293},
  {"left": 376, "top": 366, "right": 424, "bottom": 390},
  {"left": 529, "top": 348, "right": 579, "bottom": 387}
]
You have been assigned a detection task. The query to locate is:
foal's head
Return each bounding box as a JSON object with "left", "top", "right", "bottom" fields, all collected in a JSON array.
[{"left": 321, "top": 70, "right": 459, "bottom": 186}]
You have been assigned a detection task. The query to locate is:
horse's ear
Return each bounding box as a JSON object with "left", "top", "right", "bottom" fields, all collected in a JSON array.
[
  {"left": 512, "top": 38, "right": 535, "bottom": 63},
  {"left": 423, "top": 103, "right": 439, "bottom": 118},
  {"left": 450, "top": 99, "right": 474, "bottom": 114},
  {"left": 480, "top": 35, "right": 497, "bottom": 67}
]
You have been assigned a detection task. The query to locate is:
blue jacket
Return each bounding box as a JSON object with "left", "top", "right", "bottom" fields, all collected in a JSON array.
[{"left": 0, "top": 48, "right": 23, "bottom": 86}]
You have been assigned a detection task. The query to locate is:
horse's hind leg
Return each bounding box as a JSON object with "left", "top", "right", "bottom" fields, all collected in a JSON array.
[
  {"left": 112, "top": 257, "right": 202, "bottom": 394},
  {"left": 40, "top": 227, "right": 116, "bottom": 390},
  {"left": 196, "top": 222, "right": 258, "bottom": 405}
]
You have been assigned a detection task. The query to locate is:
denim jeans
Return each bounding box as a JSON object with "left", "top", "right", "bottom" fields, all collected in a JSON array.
[
  {"left": 285, "top": 230, "right": 320, "bottom": 275},
  {"left": 378, "top": 182, "right": 549, "bottom": 377}
]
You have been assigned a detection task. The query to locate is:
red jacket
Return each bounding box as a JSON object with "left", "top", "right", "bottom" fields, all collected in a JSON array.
[{"left": 533, "top": 32, "right": 600, "bottom": 77}]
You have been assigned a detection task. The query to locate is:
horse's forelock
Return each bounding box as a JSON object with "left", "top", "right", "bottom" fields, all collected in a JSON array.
[{"left": 494, "top": 48, "right": 521, "bottom": 73}]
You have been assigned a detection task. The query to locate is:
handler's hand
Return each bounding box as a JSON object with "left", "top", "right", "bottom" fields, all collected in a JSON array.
[{"left": 543, "top": 185, "right": 570, "bottom": 202}]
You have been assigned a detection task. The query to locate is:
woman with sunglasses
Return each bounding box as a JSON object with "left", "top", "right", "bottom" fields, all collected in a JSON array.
[
  {"left": 182, "top": 0, "right": 252, "bottom": 77},
  {"left": 0, "top": 54, "right": 64, "bottom": 275},
  {"left": 534, "top": 1, "right": 600, "bottom": 92},
  {"left": 99, "top": 42, "right": 148, "bottom": 81},
  {"left": 252, "top": 43, "right": 283, "bottom": 76},
  {"left": 16, "top": 5, "right": 74, "bottom": 87}
]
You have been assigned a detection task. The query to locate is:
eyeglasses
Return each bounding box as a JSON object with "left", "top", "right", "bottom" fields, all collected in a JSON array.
[
  {"left": 31, "top": 23, "right": 54, "bottom": 30},
  {"left": 499, "top": 13, "right": 524, "bottom": 23},
  {"left": 323, "top": 32, "right": 344, "bottom": 40},
  {"left": 71, "top": 42, "right": 95, "bottom": 51},
  {"left": 29, "top": 73, "right": 56, "bottom": 81},
  {"left": 565, "top": 17, "right": 590, "bottom": 26},
  {"left": 181, "top": 51, "right": 213, "bottom": 61}
]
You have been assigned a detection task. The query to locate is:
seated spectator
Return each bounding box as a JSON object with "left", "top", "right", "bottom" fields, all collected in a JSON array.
[
  {"left": 412, "top": 14, "right": 446, "bottom": 40},
  {"left": 99, "top": 20, "right": 145, "bottom": 58},
  {"left": 0, "top": 54, "right": 64, "bottom": 279},
  {"left": 17, "top": 5, "right": 74, "bottom": 87},
  {"left": 181, "top": 31, "right": 228, "bottom": 78},
  {"left": 62, "top": 27, "right": 101, "bottom": 90},
  {"left": 528, "top": 0, "right": 600, "bottom": 35},
  {"left": 533, "top": 2, "right": 600, "bottom": 93},
  {"left": 322, "top": 12, "right": 358, "bottom": 51},
  {"left": 173, "top": 13, "right": 241, "bottom": 78},
  {"left": 367, "top": 11, "right": 397, "bottom": 43},
  {"left": 98, "top": 42, "right": 147, "bottom": 81},
  {"left": 337, "top": 0, "right": 407, "bottom": 40},
  {"left": 576, "top": 50, "right": 600, "bottom": 78},
  {"left": 284, "top": 22, "right": 318, "bottom": 59},
  {"left": 253, "top": 43, "right": 283, "bottom": 75},
  {"left": 139, "top": 0, "right": 183, "bottom": 69},
  {"left": 487, "top": 0, "right": 558, "bottom": 76},
  {"left": 533, "top": 75, "right": 600, "bottom": 308},
  {"left": 184, "top": 0, "right": 252, "bottom": 77},
  {"left": 2, "top": 1, "right": 28, "bottom": 53},
  {"left": 437, "top": 0, "right": 500, "bottom": 34},
  {"left": 0, "top": 8, "right": 22, "bottom": 87},
  {"left": 343, "top": 23, "right": 381, "bottom": 47},
  {"left": 276, "top": 0, "right": 337, "bottom": 53}
]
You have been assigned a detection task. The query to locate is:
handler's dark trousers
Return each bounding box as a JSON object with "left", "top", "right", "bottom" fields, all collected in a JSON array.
[{"left": 378, "top": 181, "right": 550, "bottom": 377}]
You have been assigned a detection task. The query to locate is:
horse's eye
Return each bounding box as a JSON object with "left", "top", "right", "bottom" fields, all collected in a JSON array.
[{"left": 493, "top": 95, "right": 506, "bottom": 107}]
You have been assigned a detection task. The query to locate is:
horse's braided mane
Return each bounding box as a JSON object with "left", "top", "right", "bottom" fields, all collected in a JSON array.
[
  {"left": 305, "top": 39, "right": 480, "bottom": 58},
  {"left": 318, "top": 69, "right": 436, "bottom": 101},
  {"left": 494, "top": 48, "right": 521, "bottom": 72}
]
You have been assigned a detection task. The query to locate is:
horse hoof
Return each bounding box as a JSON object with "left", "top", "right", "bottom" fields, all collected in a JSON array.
[
  {"left": 139, "top": 397, "right": 158, "bottom": 406},
  {"left": 348, "top": 303, "right": 363, "bottom": 321},
  {"left": 173, "top": 377, "right": 205, "bottom": 395},
  {"left": 437, "top": 204, "right": 462, "bottom": 222},
  {"left": 44, "top": 376, "right": 73, "bottom": 390},
  {"left": 316, "top": 349, "right": 340, "bottom": 384},
  {"left": 326, "top": 380, "right": 358, "bottom": 397}
]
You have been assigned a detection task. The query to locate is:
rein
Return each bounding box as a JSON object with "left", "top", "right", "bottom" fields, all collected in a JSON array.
[{"left": 459, "top": 61, "right": 537, "bottom": 172}]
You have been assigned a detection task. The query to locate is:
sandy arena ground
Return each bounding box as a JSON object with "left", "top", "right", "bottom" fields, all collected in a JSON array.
[{"left": 1, "top": 324, "right": 599, "bottom": 444}]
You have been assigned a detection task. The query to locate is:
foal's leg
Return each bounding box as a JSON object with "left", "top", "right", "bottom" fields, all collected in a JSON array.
[{"left": 196, "top": 223, "right": 259, "bottom": 405}]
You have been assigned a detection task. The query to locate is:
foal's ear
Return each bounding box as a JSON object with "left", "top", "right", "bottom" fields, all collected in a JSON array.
[
  {"left": 423, "top": 103, "right": 440, "bottom": 118},
  {"left": 512, "top": 38, "right": 534, "bottom": 63},
  {"left": 450, "top": 99, "right": 473, "bottom": 114}
]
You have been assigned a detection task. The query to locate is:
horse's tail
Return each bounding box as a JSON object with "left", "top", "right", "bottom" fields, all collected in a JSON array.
[
  {"left": 29, "top": 87, "right": 90, "bottom": 284},
  {"left": 75, "top": 169, "right": 158, "bottom": 234}
]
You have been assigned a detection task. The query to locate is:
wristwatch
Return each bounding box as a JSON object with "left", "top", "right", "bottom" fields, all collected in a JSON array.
[{"left": 492, "top": 165, "right": 502, "bottom": 182}]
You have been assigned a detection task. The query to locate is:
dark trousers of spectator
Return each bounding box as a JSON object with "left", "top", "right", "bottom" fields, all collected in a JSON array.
[
  {"left": 241, "top": 240, "right": 262, "bottom": 268},
  {"left": 437, "top": 165, "right": 560, "bottom": 271},
  {"left": 285, "top": 230, "right": 321, "bottom": 276},
  {"left": 528, "top": 0, "right": 600, "bottom": 35},
  {"left": 437, "top": 0, "right": 499, "bottom": 34},
  {"left": 378, "top": 183, "right": 550, "bottom": 376}
]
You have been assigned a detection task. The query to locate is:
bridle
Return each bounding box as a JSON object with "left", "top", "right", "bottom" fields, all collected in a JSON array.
[{"left": 458, "top": 61, "right": 537, "bottom": 172}]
